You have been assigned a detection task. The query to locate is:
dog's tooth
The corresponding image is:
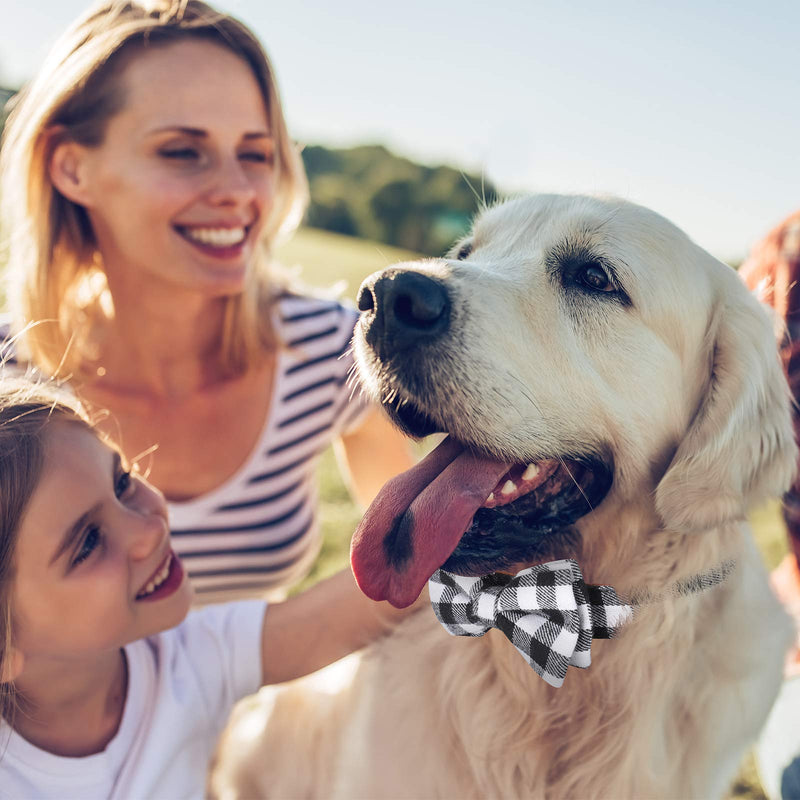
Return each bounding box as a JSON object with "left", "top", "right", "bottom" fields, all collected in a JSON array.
[
  {"left": 486, "top": 492, "right": 495, "bottom": 503},
  {"left": 522, "top": 464, "right": 540, "bottom": 481},
  {"left": 501, "top": 480, "right": 516, "bottom": 495}
]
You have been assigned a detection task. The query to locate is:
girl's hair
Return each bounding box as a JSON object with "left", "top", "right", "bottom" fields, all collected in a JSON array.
[
  {"left": 0, "top": 0, "right": 308, "bottom": 377},
  {"left": 0, "top": 378, "right": 96, "bottom": 723}
]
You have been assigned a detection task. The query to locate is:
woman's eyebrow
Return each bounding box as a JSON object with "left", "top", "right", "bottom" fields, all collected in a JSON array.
[{"left": 147, "top": 126, "right": 273, "bottom": 140}]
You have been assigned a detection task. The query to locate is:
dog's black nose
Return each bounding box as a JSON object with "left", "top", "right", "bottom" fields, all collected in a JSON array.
[{"left": 358, "top": 269, "right": 450, "bottom": 355}]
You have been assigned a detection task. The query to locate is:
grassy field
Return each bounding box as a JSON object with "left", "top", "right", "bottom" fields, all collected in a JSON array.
[{"left": 279, "top": 225, "right": 788, "bottom": 799}]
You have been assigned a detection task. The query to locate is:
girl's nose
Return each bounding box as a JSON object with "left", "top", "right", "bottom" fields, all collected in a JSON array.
[{"left": 127, "top": 480, "right": 170, "bottom": 561}]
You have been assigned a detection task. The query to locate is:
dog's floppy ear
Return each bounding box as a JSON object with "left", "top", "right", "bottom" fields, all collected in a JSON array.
[{"left": 655, "top": 285, "right": 797, "bottom": 532}]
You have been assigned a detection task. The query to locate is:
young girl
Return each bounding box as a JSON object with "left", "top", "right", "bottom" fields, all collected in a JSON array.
[
  {"left": 0, "top": 379, "right": 415, "bottom": 798},
  {"left": 0, "top": 0, "right": 414, "bottom": 604}
]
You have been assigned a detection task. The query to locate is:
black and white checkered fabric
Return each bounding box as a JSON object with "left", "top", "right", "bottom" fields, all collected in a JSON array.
[{"left": 429, "top": 559, "right": 633, "bottom": 688}]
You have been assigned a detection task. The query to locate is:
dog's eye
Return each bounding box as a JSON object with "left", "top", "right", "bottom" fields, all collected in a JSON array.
[
  {"left": 576, "top": 262, "right": 614, "bottom": 292},
  {"left": 455, "top": 242, "right": 473, "bottom": 261}
]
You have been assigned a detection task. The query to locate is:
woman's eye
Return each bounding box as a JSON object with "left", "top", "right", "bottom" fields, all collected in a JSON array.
[
  {"left": 73, "top": 526, "right": 101, "bottom": 567},
  {"left": 239, "top": 151, "right": 272, "bottom": 164},
  {"left": 577, "top": 262, "right": 614, "bottom": 292},
  {"left": 115, "top": 470, "right": 132, "bottom": 499},
  {"left": 160, "top": 148, "right": 199, "bottom": 160}
]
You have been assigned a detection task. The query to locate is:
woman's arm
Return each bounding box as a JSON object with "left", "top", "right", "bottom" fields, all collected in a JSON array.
[
  {"left": 335, "top": 407, "right": 418, "bottom": 508},
  {"left": 259, "top": 567, "right": 424, "bottom": 685}
]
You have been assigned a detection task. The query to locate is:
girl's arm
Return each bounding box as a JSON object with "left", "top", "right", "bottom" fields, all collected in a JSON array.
[{"left": 259, "top": 568, "right": 424, "bottom": 685}]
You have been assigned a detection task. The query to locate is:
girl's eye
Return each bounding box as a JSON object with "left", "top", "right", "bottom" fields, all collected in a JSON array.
[
  {"left": 115, "top": 470, "right": 132, "bottom": 499},
  {"left": 73, "top": 526, "right": 101, "bottom": 567},
  {"left": 577, "top": 262, "right": 614, "bottom": 293}
]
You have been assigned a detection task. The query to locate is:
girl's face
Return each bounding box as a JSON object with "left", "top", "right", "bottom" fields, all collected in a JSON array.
[
  {"left": 55, "top": 38, "right": 276, "bottom": 298},
  {"left": 11, "top": 422, "right": 193, "bottom": 666}
]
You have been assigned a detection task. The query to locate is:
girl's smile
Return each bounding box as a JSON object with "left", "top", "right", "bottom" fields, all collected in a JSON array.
[{"left": 135, "top": 551, "right": 185, "bottom": 602}]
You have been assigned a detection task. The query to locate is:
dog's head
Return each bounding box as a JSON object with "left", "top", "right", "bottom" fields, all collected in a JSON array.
[{"left": 351, "top": 194, "right": 797, "bottom": 607}]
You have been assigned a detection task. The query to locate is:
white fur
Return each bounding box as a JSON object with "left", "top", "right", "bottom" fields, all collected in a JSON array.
[{"left": 211, "top": 194, "right": 796, "bottom": 800}]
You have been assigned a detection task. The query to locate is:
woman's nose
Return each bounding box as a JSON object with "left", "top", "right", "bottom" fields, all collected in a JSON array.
[{"left": 206, "top": 157, "right": 258, "bottom": 207}]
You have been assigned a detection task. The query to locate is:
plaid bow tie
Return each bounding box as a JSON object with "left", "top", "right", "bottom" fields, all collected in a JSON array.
[{"left": 429, "top": 559, "right": 633, "bottom": 688}]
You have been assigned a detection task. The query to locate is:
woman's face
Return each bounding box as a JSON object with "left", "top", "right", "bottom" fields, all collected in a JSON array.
[{"left": 61, "top": 38, "right": 276, "bottom": 298}]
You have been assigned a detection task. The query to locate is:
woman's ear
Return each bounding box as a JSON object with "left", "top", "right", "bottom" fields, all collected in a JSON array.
[
  {"left": 48, "top": 131, "right": 94, "bottom": 208},
  {"left": 1, "top": 646, "right": 24, "bottom": 684}
]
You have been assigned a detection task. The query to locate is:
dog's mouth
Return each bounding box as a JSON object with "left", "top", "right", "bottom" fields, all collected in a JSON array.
[{"left": 350, "top": 398, "right": 613, "bottom": 608}]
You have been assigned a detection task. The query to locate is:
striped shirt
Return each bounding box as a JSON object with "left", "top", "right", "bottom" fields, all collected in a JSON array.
[
  {"left": 1, "top": 295, "right": 370, "bottom": 602},
  {"left": 169, "top": 294, "right": 369, "bottom": 601}
]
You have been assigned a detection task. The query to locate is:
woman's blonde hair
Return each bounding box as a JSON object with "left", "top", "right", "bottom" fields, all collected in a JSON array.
[
  {"left": 0, "top": 0, "right": 308, "bottom": 377},
  {"left": 0, "top": 378, "right": 97, "bottom": 724}
]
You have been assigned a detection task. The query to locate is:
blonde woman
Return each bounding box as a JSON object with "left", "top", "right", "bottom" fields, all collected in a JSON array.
[{"left": 0, "top": 0, "right": 414, "bottom": 603}]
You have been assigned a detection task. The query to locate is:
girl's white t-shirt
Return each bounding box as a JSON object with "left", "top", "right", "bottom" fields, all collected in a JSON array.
[{"left": 0, "top": 600, "right": 266, "bottom": 800}]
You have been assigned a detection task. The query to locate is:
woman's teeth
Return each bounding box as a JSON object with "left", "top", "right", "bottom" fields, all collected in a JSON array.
[
  {"left": 182, "top": 226, "right": 246, "bottom": 247},
  {"left": 137, "top": 556, "right": 171, "bottom": 598}
]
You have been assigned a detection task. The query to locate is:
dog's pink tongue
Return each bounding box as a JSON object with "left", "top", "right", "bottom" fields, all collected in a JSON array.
[{"left": 351, "top": 436, "right": 511, "bottom": 607}]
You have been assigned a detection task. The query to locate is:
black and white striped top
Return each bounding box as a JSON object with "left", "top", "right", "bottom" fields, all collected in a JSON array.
[
  {"left": 168, "top": 295, "right": 369, "bottom": 601},
  {"left": 1, "top": 295, "right": 370, "bottom": 602}
]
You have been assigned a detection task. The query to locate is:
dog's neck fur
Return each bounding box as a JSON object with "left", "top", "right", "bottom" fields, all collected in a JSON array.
[
  {"left": 419, "top": 514, "right": 767, "bottom": 799},
  {"left": 576, "top": 490, "right": 737, "bottom": 596}
]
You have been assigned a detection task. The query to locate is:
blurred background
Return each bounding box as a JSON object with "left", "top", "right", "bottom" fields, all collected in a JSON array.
[
  {"left": 3, "top": 0, "right": 800, "bottom": 264},
  {"left": 2, "top": 3, "right": 798, "bottom": 796}
]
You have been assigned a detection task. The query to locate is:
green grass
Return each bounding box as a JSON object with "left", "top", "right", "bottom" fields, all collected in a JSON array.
[
  {"left": 276, "top": 226, "right": 423, "bottom": 303},
  {"left": 275, "top": 227, "right": 424, "bottom": 594}
]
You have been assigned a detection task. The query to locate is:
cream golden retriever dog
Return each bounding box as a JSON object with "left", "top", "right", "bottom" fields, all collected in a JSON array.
[{"left": 212, "top": 194, "right": 796, "bottom": 799}]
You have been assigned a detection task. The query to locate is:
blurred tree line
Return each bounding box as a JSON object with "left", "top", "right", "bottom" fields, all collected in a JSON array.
[
  {"left": 301, "top": 144, "right": 498, "bottom": 255},
  {"left": 1, "top": 86, "right": 497, "bottom": 256}
]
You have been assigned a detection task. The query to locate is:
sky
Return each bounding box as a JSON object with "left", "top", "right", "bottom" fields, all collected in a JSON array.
[{"left": 2, "top": 0, "right": 798, "bottom": 262}]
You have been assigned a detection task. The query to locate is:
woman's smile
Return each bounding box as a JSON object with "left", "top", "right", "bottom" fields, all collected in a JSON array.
[{"left": 173, "top": 222, "right": 253, "bottom": 261}]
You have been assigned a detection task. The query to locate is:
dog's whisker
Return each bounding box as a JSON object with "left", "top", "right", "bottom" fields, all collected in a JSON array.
[
  {"left": 506, "top": 372, "right": 544, "bottom": 417},
  {"left": 558, "top": 456, "right": 593, "bottom": 511},
  {"left": 459, "top": 171, "right": 483, "bottom": 211}
]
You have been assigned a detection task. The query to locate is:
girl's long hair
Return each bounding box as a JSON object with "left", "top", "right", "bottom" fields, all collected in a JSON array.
[
  {"left": 0, "top": 0, "right": 308, "bottom": 378},
  {"left": 0, "top": 378, "right": 97, "bottom": 726}
]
